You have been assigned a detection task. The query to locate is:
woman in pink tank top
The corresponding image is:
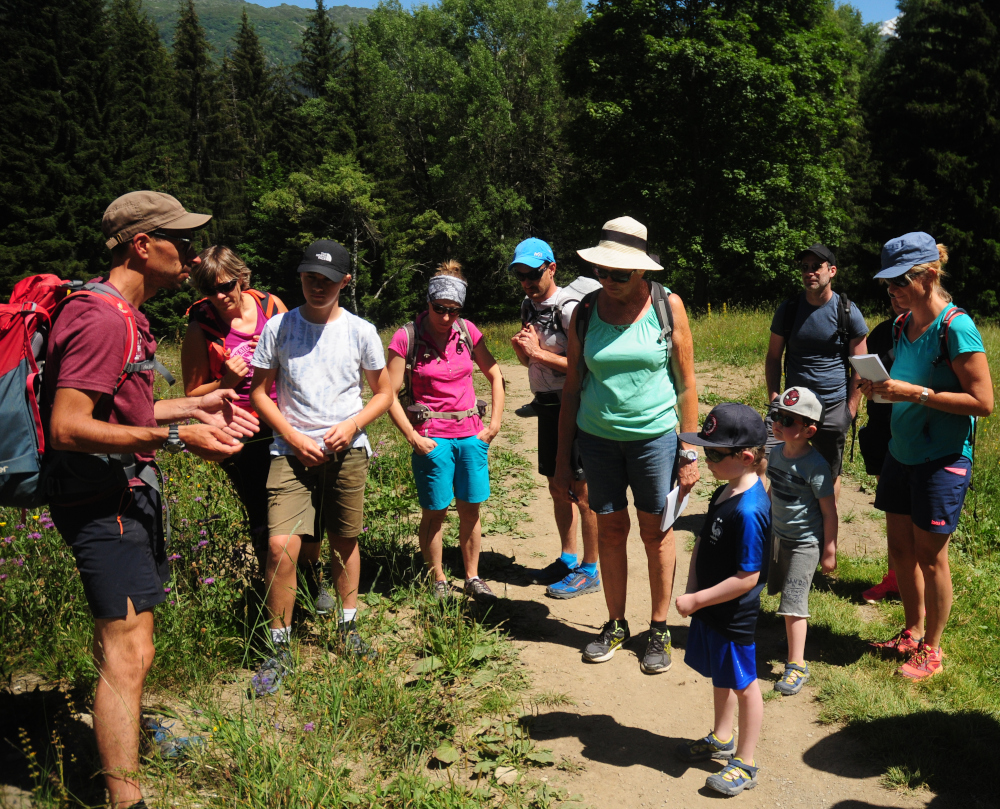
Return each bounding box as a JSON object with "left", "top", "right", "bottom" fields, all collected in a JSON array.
[{"left": 182, "top": 246, "right": 287, "bottom": 567}]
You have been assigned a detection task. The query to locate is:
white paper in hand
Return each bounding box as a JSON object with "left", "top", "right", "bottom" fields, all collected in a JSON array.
[
  {"left": 660, "top": 485, "right": 690, "bottom": 531},
  {"left": 849, "top": 354, "right": 891, "bottom": 403}
]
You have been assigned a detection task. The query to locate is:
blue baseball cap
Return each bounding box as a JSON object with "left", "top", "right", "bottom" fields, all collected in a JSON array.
[
  {"left": 875, "top": 232, "right": 939, "bottom": 279},
  {"left": 509, "top": 237, "right": 555, "bottom": 270}
]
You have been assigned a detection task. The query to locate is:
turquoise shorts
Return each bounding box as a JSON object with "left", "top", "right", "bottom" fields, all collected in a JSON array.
[{"left": 412, "top": 435, "right": 491, "bottom": 511}]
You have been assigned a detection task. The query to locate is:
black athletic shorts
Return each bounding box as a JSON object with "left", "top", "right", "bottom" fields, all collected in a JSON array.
[
  {"left": 536, "top": 396, "right": 585, "bottom": 481},
  {"left": 52, "top": 485, "right": 167, "bottom": 620}
]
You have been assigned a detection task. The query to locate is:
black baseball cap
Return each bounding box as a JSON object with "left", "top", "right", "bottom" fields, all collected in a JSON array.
[
  {"left": 795, "top": 243, "right": 836, "bottom": 266},
  {"left": 679, "top": 403, "right": 767, "bottom": 449},
  {"left": 298, "top": 239, "right": 350, "bottom": 282}
]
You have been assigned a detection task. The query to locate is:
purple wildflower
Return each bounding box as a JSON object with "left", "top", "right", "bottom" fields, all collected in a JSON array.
[
  {"left": 199, "top": 530, "right": 207, "bottom": 537},
  {"left": 180, "top": 518, "right": 189, "bottom": 526},
  {"left": 15, "top": 558, "right": 24, "bottom": 567},
  {"left": 0, "top": 559, "right": 5, "bottom": 566},
  {"left": 168, "top": 554, "right": 181, "bottom": 561},
  {"left": 303, "top": 722, "right": 315, "bottom": 732},
  {"left": 198, "top": 540, "right": 208, "bottom": 548},
  {"left": 28, "top": 532, "right": 41, "bottom": 540},
  {"left": 0, "top": 574, "right": 6, "bottom": 582},
  {"left": 194, "top": 497, "right": 203, "bottom": 503},
  {"left": 203, "top": 577, "right": 215, "bottom": 585},
  {"left": 164, "top": 586, "right": 172, "bottom": 593},
  {"left": 170, "top": 600, "right": 176, "bottom": 605},
  {"left": 3, "top": 537, "right": 12, "bottom": 544},
  {"left": 15, "top": 524, "right": 24, "bottom": 530}
]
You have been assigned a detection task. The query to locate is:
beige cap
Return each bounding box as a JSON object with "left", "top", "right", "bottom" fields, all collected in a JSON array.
[
  {"left": 577, "top": 216, "right": 663, "bottom": 271},
  {"left": 102, "top": 191, "right": 212, "bottom": 249}
]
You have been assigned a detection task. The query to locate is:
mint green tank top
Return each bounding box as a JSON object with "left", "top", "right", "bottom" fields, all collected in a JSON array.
[{"left": 576, "top": 299, "right": 677, "bottom": 440}]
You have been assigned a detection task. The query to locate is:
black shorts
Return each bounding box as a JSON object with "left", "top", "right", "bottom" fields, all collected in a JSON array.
[
  {"left": 221, "top": 425, "right": 273, "bottom": 556},
  {"left": 857, "top": 422, "right": 891, "bottom": 477},
  {"left": 51, "top": 486, "right": 167, "bottom": 620},
  {"left": 536, "top": 397, "right": 585, "bottom": 480}
]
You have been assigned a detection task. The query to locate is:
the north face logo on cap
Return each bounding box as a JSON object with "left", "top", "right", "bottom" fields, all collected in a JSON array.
[
  {"left": 783, "top": 389, "right": 800, "bottom": 406},
  {"left": 702, "top": 414, "right": 718, "bottom": 436},
  {"left": 316, "top": 252, "right": 332, "bottom": 262}
]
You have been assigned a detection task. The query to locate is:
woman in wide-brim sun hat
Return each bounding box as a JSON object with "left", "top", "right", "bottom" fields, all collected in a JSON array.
[
  {"left": 553, "top": 215, "right": 701, "bottom": 675},
  {"left": 862, "top": 231, "right": 993, "bottom": 681}
]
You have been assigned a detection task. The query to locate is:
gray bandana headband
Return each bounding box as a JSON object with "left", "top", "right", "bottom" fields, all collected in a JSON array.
[{"left": 427, "top": 275, "right": 467, "bottom": 306}]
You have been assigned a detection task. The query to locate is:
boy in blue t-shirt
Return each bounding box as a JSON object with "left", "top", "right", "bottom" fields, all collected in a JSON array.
[{"left": 675, "top": 403, "right": 770, "bottom": 797}]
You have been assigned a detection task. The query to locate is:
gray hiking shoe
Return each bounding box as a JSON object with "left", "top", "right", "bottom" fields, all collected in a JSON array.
[
  {"left": 433, "top": 580, "right": 450, "bottom": 600},
  {"left": 316, "top": 587, "right": 336, "bottom": 615},
  {"left": 705, "top": 757, "right": 759, "bottom": 796},
  {"left": 464, "top": 578, "right": 498, "bottom": 605},
  {"left": 640, "top": 626, "right": 672, "bottom": 674},
  {"left": 250, "top": 645, "right": 293, "bottom": 697},
  {"left": 582, "top": 619, "right": 630, "bottom": 663},
  {"left": 339, "top": 620, "right": 377, "bottom": 661},
  {"left": 774, "top": 662, "right": 809, "bottom": 695},
  {"left": 674, "top": 731, "right": 736, "bottom": 762}
]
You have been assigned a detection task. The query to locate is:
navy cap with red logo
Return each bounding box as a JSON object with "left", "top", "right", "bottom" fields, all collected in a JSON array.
[{"left": 679, "top": 403, "right": 767, "bottom": 449}]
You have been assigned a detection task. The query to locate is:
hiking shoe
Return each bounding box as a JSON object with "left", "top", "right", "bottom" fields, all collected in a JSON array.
[
  {"left": 316, "top": 587, "right": 336, "bottom": 615},
  {"left": 862, "top": 571, "right": 899, "bottom": 604},
  {"left": 515, "top": 400, "right": 541, "bottom": 418},
  {"left": 640, "top": 626, "right": 672, "bottom": 674},
  {"left": 774, "top": 662, "right": 809, "bottom": 695},
  {"left": 705, "top": 757, "right": 759, "bottom": 796},
  {"left": 546, "top": 567, "right": 601, "bottom": 599},
  {"left": 528, "top": 558, "right": 574, "bottom": 586},
  {"left": 896, "top": 643, "right": 944, "bottom": 681},
  {"left": 432, "top": 580, "right": 450, "bottom": 600},
  {"left": 674, "top": 731, "right": 736, "bottom": 762},
  {"left": 465, "top": 578, "right": 498, "bottom": 605},
  {"left": 250, "top": 645, "right": 293, "bottom": 697},
  {"left": 582, "top": 619, "right": 630, "bottom": 663},
  {"left": 141, "top": 717, "right": 205, "bottom": 759},
  {"left": 869, "top": 628, "right": 921, "bottom": 658},
  {"left": 339, "top": 621, "right": 377, "bottom": 660}
]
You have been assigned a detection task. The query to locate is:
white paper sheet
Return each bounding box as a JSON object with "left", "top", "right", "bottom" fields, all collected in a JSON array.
[
  {"left": 849, "top": 354, "right": 891, "bottom": 403},
  {"left": 660, "top": 485, "right": 690, "bottom": 531}
]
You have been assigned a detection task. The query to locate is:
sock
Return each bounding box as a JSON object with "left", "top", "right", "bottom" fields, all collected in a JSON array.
[
  {"left": 559, "top": 551, "right": 579, "bottom": 568},
  {"left": 579, "top": 561, "right": 598, "bottom": 577},
  {"left": 711, "top": 731, "right": 733, "bottom": 744},
  {"left": 270, "top": 625, "right": 291, "bottom": 645},
  {"left": 466, "top": 576, "right": 481, "bottom": 583},
  {"left": 340, "top": 608, "right": 357, "bottom": 625},
  {"left": 650, "top": 620, "right": 668, "bottom": 634}
]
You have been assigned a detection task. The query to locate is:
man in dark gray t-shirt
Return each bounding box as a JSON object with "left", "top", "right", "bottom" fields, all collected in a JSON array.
[{"left": 765, "top": 244, "right": 868, "bottom": 493}]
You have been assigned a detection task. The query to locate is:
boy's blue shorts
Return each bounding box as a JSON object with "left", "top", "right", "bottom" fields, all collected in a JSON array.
[
  {"left": 411, "top": 435, "right": 491, "bottom": 511},
  {"left": 684, "top": 616, "right": 757, "bottom": 691}
]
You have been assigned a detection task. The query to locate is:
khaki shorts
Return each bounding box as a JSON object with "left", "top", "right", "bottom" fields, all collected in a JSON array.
[{"left": 267, "top": 450, "right": 369, "bottom": 540}]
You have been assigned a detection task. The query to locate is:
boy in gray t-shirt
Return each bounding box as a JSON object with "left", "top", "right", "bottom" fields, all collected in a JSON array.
[{"left": 765, "top": 386, "right": 838, "bottom": 697}]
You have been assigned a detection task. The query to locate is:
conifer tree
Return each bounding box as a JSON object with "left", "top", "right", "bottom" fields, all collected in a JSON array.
[
  {"left": 173, "top": 0, "right": 216, "bottom": 195},
  {"left": 298, "top": 0, "right": 345, "bottom": 99}
]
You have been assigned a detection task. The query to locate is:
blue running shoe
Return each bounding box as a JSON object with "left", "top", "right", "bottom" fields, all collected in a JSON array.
[
  {"left": 546, "top": 567, "right": 601, "bottom": 599},
  {"left": 141, "top": 717, "right": 205, "bottom": 759}
]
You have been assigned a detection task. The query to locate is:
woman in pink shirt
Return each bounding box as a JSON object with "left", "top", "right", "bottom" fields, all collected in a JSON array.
[{"left": 387, "top": 261, "right": 505, "bottom": 603}]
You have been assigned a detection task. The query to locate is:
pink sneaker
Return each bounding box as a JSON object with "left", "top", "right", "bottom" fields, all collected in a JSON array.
[{"left": 862, "top": 571, "right": 899, "bottom": 604}]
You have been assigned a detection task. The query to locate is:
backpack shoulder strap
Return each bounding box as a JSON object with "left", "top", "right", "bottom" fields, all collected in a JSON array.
[
  {"left": 186, "top": 298, "right": 226, "bottom": 344},
  {"left": 781, "top": 295, "right": 800, "bottom": 340},
  {"left": 649, "top": 281, "right": 674, "bottom": 352},
  {"left": 520, "top": 297, "right": 533, "bottom": 327},
  {"left": 247, "top": 288, "right": 279, "bottom": 320},
  {"left": 53, "top": 289, "right": 140, "bottom": 394},
  {"left": 574, "top": 289, "right": 601, "bottom": 382},
  {"left": 837, "top": 292, "right": 852, "bottom": 378},
  {"left": 936, "top": 306, "right": 968, "bottom": 371},
  {"left": 402, "top": 321, "right": 417, "bottom": 402},
  {"left": 455, "top": 318, "right": 475, "bottom": 355}
]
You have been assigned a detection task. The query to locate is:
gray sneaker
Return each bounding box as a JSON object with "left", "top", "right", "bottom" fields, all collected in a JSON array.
[
  {"left": 432, "top": 580, "right": 450, "bottom": 600},
  {"left": 339, "top": 620, "right": 376, "bottom": 660},
  {"left": 582, "top": 619, "right": 630, "bottom": 663},
  {"left": 640, "top": 626, "right": 672, "bottom": 674},
  {"left": 250, "top": 645, "right": 293, "bottom": 697},
  {"left": 464, "top": 578, "right": 498, "bottom": 605},
  {"left": 316, "top": 587, "right": 336, "bottom": 615},
  {"left": 774, "top": 662, "right": 809, "bottom": 695}
]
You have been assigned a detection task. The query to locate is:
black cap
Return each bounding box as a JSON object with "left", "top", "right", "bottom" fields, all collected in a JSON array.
[
  {"left": 298, "top": 240, "right": 350, "bottom": 282},
  {"left": 679, "top": 403, "right": 767, "bottom": 449},
  {"left": 795, "top": 243, "right": 836, "bottom": 266}
]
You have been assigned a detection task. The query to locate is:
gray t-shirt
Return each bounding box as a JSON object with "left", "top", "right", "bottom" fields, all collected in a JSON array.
[
  {"left": 770, "top": 293, "right": 868, "bottom": 404},
  {"left": 253, "top": 308, "right": 386, "bottom": 457},
  {"left": 766, "top": 444, "right": 834, "bottom": 544},
  {"left": 524, "top": 287, "right": 579, "bottom": 394}
]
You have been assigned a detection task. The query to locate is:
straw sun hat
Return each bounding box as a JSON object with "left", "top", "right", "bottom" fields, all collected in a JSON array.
[{"left": 576, "top": 216, "right": 663, "bottom": 271}]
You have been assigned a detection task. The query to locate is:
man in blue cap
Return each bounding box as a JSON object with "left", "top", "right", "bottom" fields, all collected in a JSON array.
[{"left": 509, "top": 238, "right": 601, "bottom": 598}]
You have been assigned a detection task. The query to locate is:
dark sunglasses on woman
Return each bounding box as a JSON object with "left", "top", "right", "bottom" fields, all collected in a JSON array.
[
  {"left": 594, "top": 266, "right": 639, "bottom": 283},
  {"left": 211, "top": 278, "right": 240, "bottom": 295},
  {"left": 431, "top": 302, "right": 462, "bottom": 315},
  {"left": 879, "top": 272, "right": 913, "bottom": 288}
]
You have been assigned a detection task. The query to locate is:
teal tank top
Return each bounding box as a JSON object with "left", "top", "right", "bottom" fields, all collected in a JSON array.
[{"left": 576, "top": 299, "right": 678, "bottom": 440}]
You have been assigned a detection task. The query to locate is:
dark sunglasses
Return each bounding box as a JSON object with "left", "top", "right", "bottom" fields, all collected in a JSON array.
[
  {"left": 595, "top": 267, "right": 638, "bottom": 283},
  {"left": 513, "top": 264, "right": 548, "bottom": 282},
  {"left": 430, "top": 302, "right": 462, "bottom": 315},
  {"left": 775, "top": 413, "right": 808, "bottom": 428},
  {"left": 211, "top": 278, "right": 239, "bottom": 295},
  {"left": 799, "top": 261, "right": 826, "bottom": 273},
  {"left": 705, "top": 447, "right": 738, "bottom": 463},
  {"left": 879, "top": 272, "right": 912, "bottom": 288},
  {"left": 149, "top": 230, "right": 195, "bottom": 251}
]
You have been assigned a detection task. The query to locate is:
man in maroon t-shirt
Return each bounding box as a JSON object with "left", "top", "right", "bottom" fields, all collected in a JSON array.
[{"left": 46, "top": 191, "right": 259, "bottom": 809}]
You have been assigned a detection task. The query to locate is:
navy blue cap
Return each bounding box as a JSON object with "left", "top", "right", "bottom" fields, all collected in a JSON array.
[
  {"left": 876, "top": 232, "right": 939, "bottom": 279},
  {"left": 679, "top": 403, "right": 767, "bottom": 449}
]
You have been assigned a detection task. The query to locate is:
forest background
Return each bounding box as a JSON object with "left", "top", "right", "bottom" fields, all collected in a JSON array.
[{"left": 1, "top": 0, "right": 998, "bottom": 336}]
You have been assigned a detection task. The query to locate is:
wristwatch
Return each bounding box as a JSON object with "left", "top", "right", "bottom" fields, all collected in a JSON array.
[
  {"left": 919, "top": 387, "right": 930, "bottom": 405},
  {"left": 163, "top": 423, "right": 186, "bottom": 454},
  {"left": 678, "top": 449, "right": 699, "bottom": 464}
]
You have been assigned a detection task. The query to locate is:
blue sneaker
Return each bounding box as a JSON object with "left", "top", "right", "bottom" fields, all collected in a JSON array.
[
  {"left": 705, "top": 757, "right": 759, "bottom": 796},
  {"left": 546, "top": 567, "right": 601, "bottom": 599},
  {"left": 141, "top": 717, "right": 205, "bottom": 759}
]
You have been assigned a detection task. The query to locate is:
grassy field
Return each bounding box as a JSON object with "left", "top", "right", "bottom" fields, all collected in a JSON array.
[{"left": 3, "top": 308, "right": 998, "bottom": 805}]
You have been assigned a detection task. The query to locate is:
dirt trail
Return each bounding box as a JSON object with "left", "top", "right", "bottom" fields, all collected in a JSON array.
[{"left": 478, "top": 362, "right": 931, "bottom": 808}]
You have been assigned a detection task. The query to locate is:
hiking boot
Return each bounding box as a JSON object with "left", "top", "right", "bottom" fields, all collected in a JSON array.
[
  {"left": 141, "top": 717, "right": 205, "bottom": 759},
  {"left": 250, "top": 645, "right": 293, "bottom": 697},
  {"left": 640, "top": 626, "right": 672, "bottom": 674},
  {"left": 705, "top": 757, "right": 759, "bottom": 796},
  {"left": 546, "top": 567, "right": 601, "bottom": 599},
  {"left": 316, "top": 587, "right": 336, "bottom": 615},
  {"left": 582, "top": 619, "right": 630, "bottom": 663},
  {"left": 869, "top": 628, "right": 921, "bottom": 658},
  {"left": 674, "top": 731, "right": 736, "bottom": 762},
  {"left": 528, "top": 558, "right": 574, "bottom": 586},
  {"left": 339, "top": 620, "right": 377, "bottom": 661},
  {"left": 432, "top": 580, "right": 450, "bottom": 600},
  {"left": 774, "top": 662, "right": 809, "bottom": 695},
  {"left": 862, "top": 571, "right": 899, "bottom": 604},
  {"left": 515, "top": 399, "right": 541, "bottom": 418},
  {"left": 465, "top": 578, "right": 498, "bottom": 605},
  {"left": 896, "top": 643, "right": 944, "bottom": 681}
]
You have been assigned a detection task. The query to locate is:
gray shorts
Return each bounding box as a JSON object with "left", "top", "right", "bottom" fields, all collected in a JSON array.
[{"left": 766, "top": 538, "right": 819, "bottom": 618}]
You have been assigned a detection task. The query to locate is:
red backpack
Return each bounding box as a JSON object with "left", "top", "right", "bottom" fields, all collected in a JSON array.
[
  {"left": 186, "top": 289, "right": 278, "bottom": 380},
  {"left": 0, "top": 274, "right": 173, "bottom": 508}
]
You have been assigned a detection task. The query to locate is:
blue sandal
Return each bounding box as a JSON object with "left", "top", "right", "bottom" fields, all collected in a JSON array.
[{"left": 705, "top": 756, "right": 759, "bottom": 796}]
